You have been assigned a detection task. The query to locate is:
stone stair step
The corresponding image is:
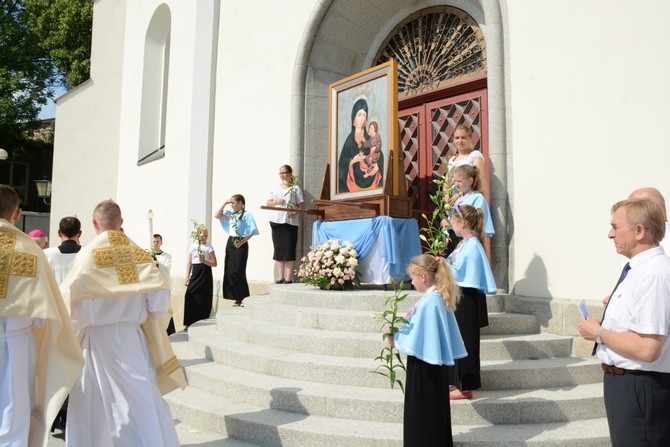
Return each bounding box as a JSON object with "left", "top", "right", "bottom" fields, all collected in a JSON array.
[
  {"left": 175, "top": 419, "right": 261, "bottom": 447},
  {"left": 216, "top": 308, "right": 382, "bottom": 357},
  {"left": 480, "top": 333, "right": 574, "bottom": 360},
  {"left": 480, "top": 357, "right": 602, "bottom": 390},
  {"left": 167, "top": 384, "right": 610, "bottom": 447},
  {"left": 452, "top": 419, "right": 611, "bottom": 446},
  {"left": 172, "top": 333, "right": 403, "bottom": 422},
  {"left": 166, "top": 386, "right": 403, "bottom": 447},
  {"left": 216, "top": 306, "right": 542, "bottom": 359},
  {"left": 186, "top": 322, "right": 601, "bottom": 390},
  {"left": 241, "top": 297, "right": 528, "bottom": 336},
  {"left": 481, "top": 312, "right": 539, "bottom": 335},
  {"left": 450, "top": 384, "right": 605, "bottom": 425},
  {"left": 173, "top": 331, "right": 604, "bottom": 425},
  {"left": 47, "top": 418, "right": 244, "bottom": 447},
  {"left": 268, "top": 284, "right": 506, "bottom": 313}
]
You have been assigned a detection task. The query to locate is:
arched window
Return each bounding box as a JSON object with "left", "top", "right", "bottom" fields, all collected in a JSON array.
[
  {"left": 138, "top": 5, "right": 171, "bottom": 165},
  {"left": 375, "top": 6, "right": 486, "bottom": 98}
]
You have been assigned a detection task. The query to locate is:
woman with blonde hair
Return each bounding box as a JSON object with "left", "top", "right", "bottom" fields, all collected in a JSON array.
[
  {"left": 183, "top": 225, "right": 217, "bottom": 329},
  {"left": 447, "top": 124, "right": 487, "bottom": 205}
]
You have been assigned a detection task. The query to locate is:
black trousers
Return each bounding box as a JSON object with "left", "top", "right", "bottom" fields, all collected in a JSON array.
[{"left": 604, "top": 371, "right": 670, "bottom": 446}]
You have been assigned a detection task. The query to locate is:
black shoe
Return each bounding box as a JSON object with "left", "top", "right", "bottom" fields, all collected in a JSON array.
[
  {"left": 275, "top": 279, "right": 285, "bottom": 284},
  {"left": 284, "top": 280, "right": 293, "bottom": 284}
]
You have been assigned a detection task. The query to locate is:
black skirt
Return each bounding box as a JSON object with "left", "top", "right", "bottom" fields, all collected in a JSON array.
[
  {"left": 223, "top": 236, "right": 250, "bottom": 301},
  {"left": 183, "top": 263, "right": 213, "bottom": 327},
  {"left": 448, "top": 287, "right": 487, "bottom": 390},
  {"left": 270, "top": 222, "right": 298, "bottom": 261},
  {"left": 404, "top": 355, "right": 453, "bottom": 447}
]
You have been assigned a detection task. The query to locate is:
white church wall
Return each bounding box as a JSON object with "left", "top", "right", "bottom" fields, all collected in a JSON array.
[
  {"left": 52, "top": 0, "right": 127, "bottom": 244},
  {"left": 210, "top": 0, "right": 317, "bottom": 284},
  {"left": 114, "top": 0, "right": 218, "bottom": 267},
  {"left": 505, "top": 0, "right": 670, "bottom": 300},
  {"left": 53, "top": 0, "right": 670, "bottom": 307}
]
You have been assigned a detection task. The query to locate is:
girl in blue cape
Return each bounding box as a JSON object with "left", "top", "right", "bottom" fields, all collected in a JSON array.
[
  {"left": 389, "top": 254, "right": 466, "bottom": 447},
  {"left": 446, "top": 204, "right": 497, "bottom": 400},
  {"left": 442, "top": 164, "right": 494, "bottom": 259},
  {"left": 214, "top": 194, "right": 259, "bottom": 307}
]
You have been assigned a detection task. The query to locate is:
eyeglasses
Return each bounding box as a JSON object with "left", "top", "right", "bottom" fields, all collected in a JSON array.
[{"left": 279, "top": 171, "right": 290, "bottom": 175}]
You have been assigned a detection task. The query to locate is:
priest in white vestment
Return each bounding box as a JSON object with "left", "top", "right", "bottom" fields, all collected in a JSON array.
[
  {"left": 0, "top": 185, "right": 83, "bottom": 447},
  {"left": 61, "top": 199, "right": 186, "bottom": 447}
]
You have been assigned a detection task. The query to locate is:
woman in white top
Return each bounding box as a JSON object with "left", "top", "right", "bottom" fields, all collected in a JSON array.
[
  {"left": 266, "top": 164, "right": 304, "bottom": 283},
  {"left": 447, "top": 125, "right": 486, "bottom": 205},
  {"left": 183, "top": 226, "right": 217, "bottom": 328}
]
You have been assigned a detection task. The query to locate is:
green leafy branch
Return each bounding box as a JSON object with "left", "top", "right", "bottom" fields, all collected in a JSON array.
[
  {"left": 189, "top": 219, "right": 205, "bottom": 259},
  {"left": 372, "top": 281, "right": 408, "bottom": 393},
  {"left": 419, "top": 173, "right": 451, "bottom": 256}
]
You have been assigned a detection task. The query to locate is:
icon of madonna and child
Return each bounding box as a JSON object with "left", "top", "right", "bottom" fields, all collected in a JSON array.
[{"left": 337, "top": 97, "right": 385, "bottom": 193}]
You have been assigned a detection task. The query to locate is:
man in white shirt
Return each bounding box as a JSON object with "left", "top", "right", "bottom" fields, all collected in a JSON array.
[{"left": 578, "top": 198, "right": 670, "bottom": 445}]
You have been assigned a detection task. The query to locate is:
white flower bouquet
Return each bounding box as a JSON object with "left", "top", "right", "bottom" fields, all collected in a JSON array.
[{"left": 298, "top": 239, "right": 361, "bottom": 290}]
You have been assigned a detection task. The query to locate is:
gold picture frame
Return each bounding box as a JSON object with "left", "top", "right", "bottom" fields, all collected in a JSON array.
[{"left": 328, "top": 60, "right": 398, "bottom": 201}]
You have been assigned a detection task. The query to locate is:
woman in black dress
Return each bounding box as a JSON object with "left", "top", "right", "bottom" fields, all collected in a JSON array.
[
  {"left": 183, "top": 226, "right": 217, "bottom": 329},
  {"left": 214, "top": 195, "right": 259, "bottom": 306}
]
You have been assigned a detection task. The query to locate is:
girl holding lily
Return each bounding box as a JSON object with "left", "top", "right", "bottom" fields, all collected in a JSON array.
[
  {"left": 184, "top": 225, "right": 217, "bottom": 328},
  {"left": 215, "top": 194, "right": 259, "bottom": 307},
  {"left": 266, "top": 164, "right": 304, "bottom": 283},
  {"left": 446, "top": 204, "right": 496, "bottom": 400},
  {"left": 387, "top": 254, "right": 466, "bottom": 447}
]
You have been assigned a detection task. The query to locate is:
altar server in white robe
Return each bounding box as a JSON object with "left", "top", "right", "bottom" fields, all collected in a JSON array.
[
  {"left": 43, "top": 216, "right": 83, "bottom": 284},
  {"left": 0, "top": 184, "right": 83, "bottom": 447},
  {"left": 61, "top": 199, "right": 186, "bottom": 447}
]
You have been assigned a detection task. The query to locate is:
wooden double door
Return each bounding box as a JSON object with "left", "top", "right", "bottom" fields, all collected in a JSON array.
[{"left": 398, "top": 80, "right": 489, "bottom": 220}]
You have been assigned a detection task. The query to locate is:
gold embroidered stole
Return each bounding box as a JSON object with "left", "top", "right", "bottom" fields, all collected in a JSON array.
[{"left": 62, "top": 230, "right": 187, "bottom": 395}]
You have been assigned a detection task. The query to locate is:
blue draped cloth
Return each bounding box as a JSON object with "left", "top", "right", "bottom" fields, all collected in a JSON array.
[
  {"left": 394, "top": 291, "right": 467, "bottom": 366},
  {"left": 312, "top": 216, "right": 421, "bottom": 281},
  {"left": 446, "top": 236, "right": 496, "bottom": 294}
]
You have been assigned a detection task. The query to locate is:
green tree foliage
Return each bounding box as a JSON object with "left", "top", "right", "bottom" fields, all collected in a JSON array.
[
  {"left": 0, "top": 0, "right": 91, "bottom": 147},
  {"left": 25, "top": 0, "right": 93, "bottom": 88}
]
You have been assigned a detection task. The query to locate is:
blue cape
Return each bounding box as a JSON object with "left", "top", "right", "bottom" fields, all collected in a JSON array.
[
  {"left": 447, "top": 237, "right": 497, "bottom": 294},
  {"left": 394, "top": 291, "right": 467, "bottom": 366},
  {"left": 219, "top": 210, "right": 260, "bottom": 237},
  {"left": 454, "top": 192, "right": 494, "bottom": 237}
]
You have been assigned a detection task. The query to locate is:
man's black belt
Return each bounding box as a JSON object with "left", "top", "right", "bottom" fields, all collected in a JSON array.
[{"left": 602, "top": 364, "right": 669, "bottom": 376}]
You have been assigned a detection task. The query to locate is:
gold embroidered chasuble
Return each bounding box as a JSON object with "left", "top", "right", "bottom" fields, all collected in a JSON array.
[
  {"left": 61, "top": 230, "right": 187, "bottom": 394},
  {"left": 0, "top": 219, "right": 83, "bottom": 447}
]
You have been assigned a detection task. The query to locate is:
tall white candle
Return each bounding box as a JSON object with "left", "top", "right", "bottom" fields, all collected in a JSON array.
[{"left": 147, "top": 209, "right": 154, "bottom": 249}]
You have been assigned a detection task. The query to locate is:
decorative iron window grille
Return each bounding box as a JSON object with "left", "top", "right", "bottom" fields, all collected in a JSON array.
[{"left": 375, "top": 7, "right": 486, "bottom": 97}]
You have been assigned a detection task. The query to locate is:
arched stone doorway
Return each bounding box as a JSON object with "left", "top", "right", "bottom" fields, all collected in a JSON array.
[
  {"left": 373, "top": 6, "right": 488, "bottom": 219},
  {"left": 293, "top": 0, "right": 509, "bottom": 290}
]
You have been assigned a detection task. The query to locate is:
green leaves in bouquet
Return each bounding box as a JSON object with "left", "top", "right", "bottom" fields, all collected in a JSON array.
[{"left": 419, "top": 173, "right": 451, "bottom": 256}]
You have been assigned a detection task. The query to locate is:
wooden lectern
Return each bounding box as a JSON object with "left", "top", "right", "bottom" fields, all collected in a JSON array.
[{"left": 313, "top": 153, "right": 410, "bottom": 221}]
